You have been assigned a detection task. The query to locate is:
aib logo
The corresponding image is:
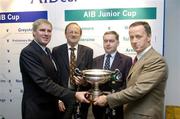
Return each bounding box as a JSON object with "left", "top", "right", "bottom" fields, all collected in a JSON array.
[{"left": 30, "top": 0, "right": 77, "bottom": 4}]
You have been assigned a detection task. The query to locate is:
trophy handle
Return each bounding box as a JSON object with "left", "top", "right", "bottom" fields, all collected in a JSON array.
[
  {"left": 111, "top": 69, "right": 122, "bottom": 82},
  {"left": 74, "top": 68, "right": 83, "bottom": 77}
]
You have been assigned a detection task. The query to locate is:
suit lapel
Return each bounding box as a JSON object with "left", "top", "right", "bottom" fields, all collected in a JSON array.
[
  {"left": 62, "top": 44, "right": 69, "bottom": 69},
  {"left": 30, "top": 40, "right": 46, "bottom": 55},
  {"left": 111, "top": 52, "right": 121, "bottom": 70},
  {"left": 97, "top": 55, "right": 104, "bottom": 68},
  {"left": 76, "top": 45, "right": 83, "bottom": 67},
  {"left": 127, "top": 48, "right": 154, "bottom": 81},
  {"left": 31, "top": 40, "right": 56, "bottom": 71}
]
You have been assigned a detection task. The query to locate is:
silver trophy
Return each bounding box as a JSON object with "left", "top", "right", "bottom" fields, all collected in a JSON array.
[{"left": 75, "top": 68, "right": 122, "bottom": 102}]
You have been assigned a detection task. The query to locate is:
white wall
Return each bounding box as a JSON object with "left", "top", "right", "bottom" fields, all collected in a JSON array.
[{"left": 164, "top": 0, "right": 180, "bottom": 106}]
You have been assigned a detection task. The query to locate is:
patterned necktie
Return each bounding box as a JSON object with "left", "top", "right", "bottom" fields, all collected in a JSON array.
[
  {"left": 104, "top": 54, "right": 111, "bottom": 70},
  {"left": 69, "top": 47, "right": 76, "bottom": 85}
]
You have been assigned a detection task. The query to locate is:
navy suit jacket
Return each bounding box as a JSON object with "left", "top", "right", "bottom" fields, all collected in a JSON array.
[
  {"left": 20, "top": 40, "right": 75, "bottom": 119},
  {"left": 52, "top": 43, "right": 93, "bottom": 90},
  {"left": 93, "top": 52, "right": 132, "bottom": 91}
]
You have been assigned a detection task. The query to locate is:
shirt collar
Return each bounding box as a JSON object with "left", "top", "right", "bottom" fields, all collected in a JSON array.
[
  {"left": 34, "top": 39, "right": 46, "bottom": 51},
  {"left": 137, "top": 45, "right": 152, "bottom": 60},
  {"left": 105, "top": 51, "right": 117, "bottom": 59},
  {"left": 67, "top": 43, "right": 78, "bottom": 50}
]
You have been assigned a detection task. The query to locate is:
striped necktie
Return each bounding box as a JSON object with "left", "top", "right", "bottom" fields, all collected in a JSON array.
[{"left": 104, "top": 54, "right": 111, "bottom": 70}]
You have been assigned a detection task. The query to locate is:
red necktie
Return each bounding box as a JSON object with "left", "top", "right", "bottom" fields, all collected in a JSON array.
[{"left": 133, "top": 56, "right": 138, "bottom": 65}]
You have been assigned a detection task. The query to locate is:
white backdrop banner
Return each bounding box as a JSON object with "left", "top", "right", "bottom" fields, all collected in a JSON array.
[{"left": 0, "top": 0, "right": 164, "bottom": 119}]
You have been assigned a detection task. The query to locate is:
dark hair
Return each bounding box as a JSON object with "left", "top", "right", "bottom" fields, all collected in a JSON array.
[
  {"left": 103, "top": 31, "right": 119, "bottom": 41},
  {"left": 65, "top": 22, "right": 82, "bottom": 35},
  {"left": 129, "top": 21, "right": 151, "bottom": 37}
]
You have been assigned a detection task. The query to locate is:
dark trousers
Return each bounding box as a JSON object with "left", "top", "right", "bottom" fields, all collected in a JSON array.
[
  {"left": 92, "top": 105, "right": 123, "bottom": 119},
  {"left": 58, "top": 101, "right": 89, "bottom": 119},
  {"left": 57, "top": 103, "right": 75, "bottom": 119},
  {"left": 79, "top": 103, "right": 90, "bottom": 119},
  {"left": 22, "top": 100, "right": 59, "bottom": 119}
]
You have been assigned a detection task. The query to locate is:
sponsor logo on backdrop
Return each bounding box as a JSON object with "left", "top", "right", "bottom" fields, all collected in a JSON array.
[
  {"left": 0, "top": 11, "right": 47, "bottom": 23},
  {"left": 65, "top": 8, "right": 156, "bottom": 21}
]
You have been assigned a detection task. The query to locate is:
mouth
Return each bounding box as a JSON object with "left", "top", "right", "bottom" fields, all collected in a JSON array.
[
  {"left": 106, "top": 47, "right": 111, "bottom": 50},
  {"left": 42, "top": 36, "right": 49, "bottom": 40}
]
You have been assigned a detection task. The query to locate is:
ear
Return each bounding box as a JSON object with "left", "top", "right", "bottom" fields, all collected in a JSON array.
[
  {"left": 117, "top": 40, "right": 120, "bottom": 46},
  {"left": 147, "top": 36, "right": 151, "bottom": 43},
  {"left": 32, "top": 31, "right": 35, "bottom": 37}
]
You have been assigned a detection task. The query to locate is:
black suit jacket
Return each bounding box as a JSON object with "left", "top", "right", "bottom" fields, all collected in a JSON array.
[
  {"left": 92, "top": 52, "right": 132, "bottom": 119},
  {"left": 93, "top": 52, "right": 132, "bottom": 91},
  {"left": 52, "top": 43, "right": 93, "bottom": 90},
  {"left": 20, "top": 41, "right": 75, "bottom": 119}
]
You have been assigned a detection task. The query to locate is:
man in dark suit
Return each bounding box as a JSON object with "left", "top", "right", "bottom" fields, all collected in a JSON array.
[
  {"left": 92, "top": 31, "right": 132, "bottom": 119},
  {"left": 19, "top": 19, "right": 89, "bottom": 119},
  {"left": 94, "top": 21, "right": 168, "bottom": 119},
  {"left": 52, "top": 22, "right": 93, "bottom": 119}
]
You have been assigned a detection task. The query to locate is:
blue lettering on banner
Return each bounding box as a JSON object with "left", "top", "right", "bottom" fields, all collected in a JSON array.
[
  {"left": 30, "top": 0, "right": 77, "bottom": 4},
  {"left": 16, "top": 79, "right": 22, "bottom": 83},
  {"left": 0, "top": 99, "right": 6, "bottom": 103},
  {"left": 0, "top": 11, "right": 47, "bottom": 23}
]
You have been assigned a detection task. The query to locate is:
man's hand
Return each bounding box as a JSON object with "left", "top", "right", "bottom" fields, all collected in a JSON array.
[
  {"left": 75, "top": 92, "right": 90, "bottom": 103},
  {"left": 74, "top": 76, "right": 86, "bottom": 85},
  {"left": 93, "top": 95, "right": 108, "bottom": 106},
  {"left": 58, "top": 100, "right": 66, "bottom": 112}
]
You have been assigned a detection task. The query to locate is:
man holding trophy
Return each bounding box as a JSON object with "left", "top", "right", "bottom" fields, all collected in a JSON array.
[
  {"left": 91, "top": 31, "right": 132, "bottom": 119},
  {"left": 93, "top": 21, "right": 168, "bottom": 119}
]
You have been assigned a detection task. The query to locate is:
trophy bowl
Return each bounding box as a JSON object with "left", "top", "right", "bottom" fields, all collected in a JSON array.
[
  {"left": 81, "top": 69, "right": 112, "bottom": 84},
  {"left": 75, "top": 68, "right": 121, "bottom": 102}
]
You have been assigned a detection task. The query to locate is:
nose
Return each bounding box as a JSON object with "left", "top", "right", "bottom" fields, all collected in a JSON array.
[
  {"left": 45, "top": 30, "right": 51, "bottom": 35},
  {"left": 105, "top": 42, "right": 110, "bottom": 47},
  {"left": 45, "top": 31, "right": 48, "bottom": 35},
  {"left": 131, "top": 38, "right": 137, "bottom": 43}
]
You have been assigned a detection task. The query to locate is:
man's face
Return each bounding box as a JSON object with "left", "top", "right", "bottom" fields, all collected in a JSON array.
[
  {"left": 33, "top": 23, "right": 52, "bottom": 47},
  {"left": 129, "top": 25, "right": 151, "bottom": 54},
  {"left": 103, "top": 34, "right": 119, "bottom": 54},
  {"left": 65, "top": 24, "right": 81, "bottom": 47}
]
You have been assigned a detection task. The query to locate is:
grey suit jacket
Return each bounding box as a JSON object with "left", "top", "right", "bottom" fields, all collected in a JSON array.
[{"left": 107, "top": 48, "right": 168, "bottom": 119}]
